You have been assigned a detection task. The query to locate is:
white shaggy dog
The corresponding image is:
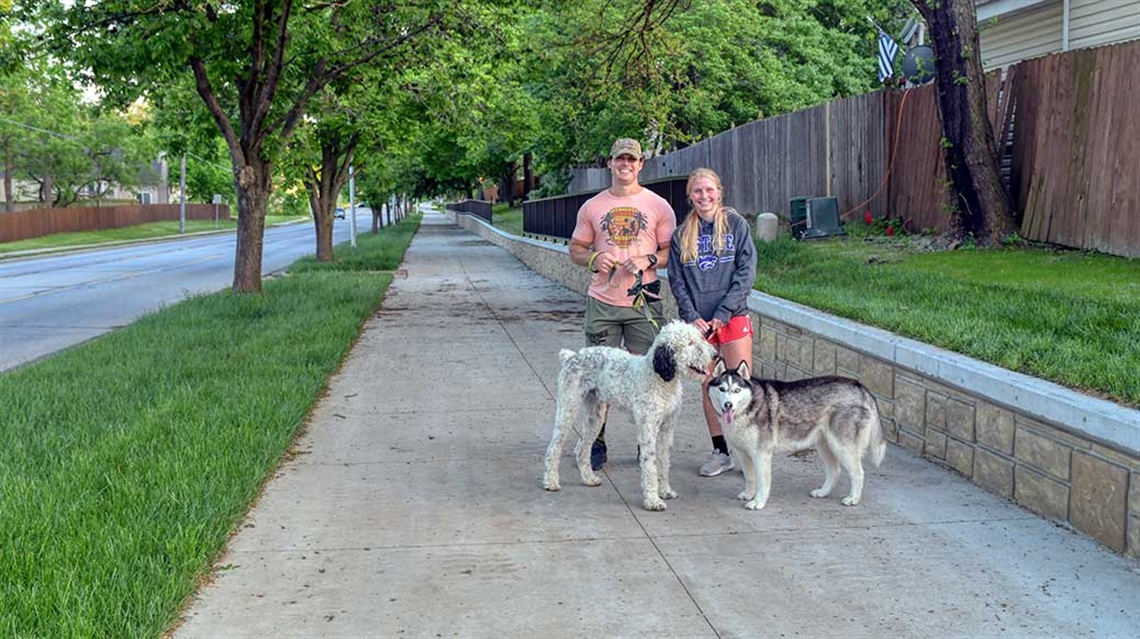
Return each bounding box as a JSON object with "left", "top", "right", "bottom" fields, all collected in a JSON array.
[{"left": 542, "top": 321, "right": 716, "bottom": 511}]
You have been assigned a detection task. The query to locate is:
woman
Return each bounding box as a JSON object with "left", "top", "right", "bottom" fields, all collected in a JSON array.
[{"left": 667, "top": 168, "right": 757, "bottom": 477}]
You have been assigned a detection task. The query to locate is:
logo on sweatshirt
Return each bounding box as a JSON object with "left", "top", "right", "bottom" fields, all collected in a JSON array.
[
  {"left": 695, "top": 232, "right": 737, "bottom": 270},
  {"left": 601, "top": 207, "right": 648, "bottom": 248}
]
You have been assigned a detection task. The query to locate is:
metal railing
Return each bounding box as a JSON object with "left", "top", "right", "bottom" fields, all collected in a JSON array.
[
  {"left": 447, "top": 199, "right": 492, "bottom": 223},
  {"left": 522, "top": 176, "right": 691, "bottom": 239}
]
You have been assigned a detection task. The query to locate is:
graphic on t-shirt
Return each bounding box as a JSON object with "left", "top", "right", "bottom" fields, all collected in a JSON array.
[{"left": 600, "top": 207, "right": 648, "bottom": 248}]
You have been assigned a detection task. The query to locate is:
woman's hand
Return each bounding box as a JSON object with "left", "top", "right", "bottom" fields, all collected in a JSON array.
[
  {"left": 695, "top": 318, "right": 724, "bottom": 339},
  {"left": 693, "top": 318, "right": 712, "bottom": 337}
]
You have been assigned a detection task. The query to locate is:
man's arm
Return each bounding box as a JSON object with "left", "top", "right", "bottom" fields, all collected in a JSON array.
[{"left": 569, "top": 238, "right": 594, "bottom": 267}]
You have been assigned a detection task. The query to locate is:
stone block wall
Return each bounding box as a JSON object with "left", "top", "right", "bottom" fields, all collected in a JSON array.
[
  {"left": 755, "top": 317, "right": 1139, "bottom": 556},
  {"left": 449, "top": 211, "right": 1140, "bottom": 557}
]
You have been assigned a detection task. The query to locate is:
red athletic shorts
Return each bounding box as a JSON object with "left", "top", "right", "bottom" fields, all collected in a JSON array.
[{"left": 708, "top": 314, "right": 753, "bottom": 346}]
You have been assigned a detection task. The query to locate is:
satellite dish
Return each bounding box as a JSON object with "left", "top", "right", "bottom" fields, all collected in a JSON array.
[{"left": 902, "top": 45, "right": 935, "bottom": 84}]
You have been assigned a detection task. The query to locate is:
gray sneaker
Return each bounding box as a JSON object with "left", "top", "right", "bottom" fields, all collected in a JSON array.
[{"left": 699, "top": 451, "right": 734, "bottom": 477}]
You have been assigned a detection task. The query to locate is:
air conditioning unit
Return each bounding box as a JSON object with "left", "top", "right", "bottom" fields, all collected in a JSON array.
[{"left": 789, "top": 196, "right": 845, "bottom": 240}]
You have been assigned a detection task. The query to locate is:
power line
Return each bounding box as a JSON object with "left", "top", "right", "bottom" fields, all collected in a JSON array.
[{"left": 0, "top": 115, "right": 82, "bottom": 140}]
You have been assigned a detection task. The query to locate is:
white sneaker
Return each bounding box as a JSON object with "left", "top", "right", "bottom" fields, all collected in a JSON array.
[{"left": 699, "top": 451, "right": 734, "bottom": 477}]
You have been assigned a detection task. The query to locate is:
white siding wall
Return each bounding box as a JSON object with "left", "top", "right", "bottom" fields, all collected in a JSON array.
[
  {"left": 979, "top": 1, "right": 1064, "bottom": 70},
  {"left": 1069, "top": 0, "right": 1140, "bottom": 50}
]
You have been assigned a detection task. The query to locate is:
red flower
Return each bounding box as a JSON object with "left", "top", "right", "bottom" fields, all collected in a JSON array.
[
  {"left": 885, "top": 225, "right": 895, "bottom": 236},
  {"left": 864, "top": 210, "right": 873, "bottom": 225}
]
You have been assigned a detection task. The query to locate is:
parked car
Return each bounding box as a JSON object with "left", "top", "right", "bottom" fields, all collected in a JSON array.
[{"left": 334, "top": 207, "right": 346, "bottom": 219}]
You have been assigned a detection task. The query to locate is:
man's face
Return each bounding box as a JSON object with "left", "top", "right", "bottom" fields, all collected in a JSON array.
[{"left": 608, "top": 154, "right": 642, "bottom": 185}]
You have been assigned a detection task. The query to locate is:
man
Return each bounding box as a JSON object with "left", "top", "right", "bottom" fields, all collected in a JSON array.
[{"left": 569, "top": 137, "right": 676, "bottom": 470}]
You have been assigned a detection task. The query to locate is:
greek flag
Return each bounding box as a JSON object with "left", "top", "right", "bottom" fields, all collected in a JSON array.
[{"left": 877, "top": 29, "right": 899, "bottom": 82}]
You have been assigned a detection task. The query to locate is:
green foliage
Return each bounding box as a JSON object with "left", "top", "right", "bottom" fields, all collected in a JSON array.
[
  {"left": 524, "top": 0, "right": 911, "bottom": 172},
  {"left": 0, "top": 55, "right": 157, "bottom": 206}
]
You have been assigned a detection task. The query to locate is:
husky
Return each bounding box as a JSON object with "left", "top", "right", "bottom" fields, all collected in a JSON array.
[{"left": 707, "top": 360, "right": 886, "bottom": 510}]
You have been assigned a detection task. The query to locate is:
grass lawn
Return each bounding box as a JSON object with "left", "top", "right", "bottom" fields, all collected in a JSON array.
[
  {"left": 756, "top": 235, "right": 1139, "bottom": 407},
  {"left": 0, "top": 215, "right": 420, "bottom": 637},
  {"left": 0, "top": 215, "right": 305, "bottom": 255},
  {"left": 491, "top": 203, "right": 524, "bottom": 236}
]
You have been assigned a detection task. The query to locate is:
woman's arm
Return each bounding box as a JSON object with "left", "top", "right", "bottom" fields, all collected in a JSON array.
[{"left": 714, "top": 213, "right": 757, "bottom": 323}]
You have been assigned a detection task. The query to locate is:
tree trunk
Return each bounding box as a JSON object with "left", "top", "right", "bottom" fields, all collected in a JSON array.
[
  {"left": 307, "top": 184, "right": 337, "bottom": 262},
  {"left": 232, "top": 162, "right": 272, "bottom": 293},
  {"left": 912, "top": 0, "right": 1015, "bottom": 245},
  {"left": 523, "top": 152, "right": 534, "bottom": 200}
]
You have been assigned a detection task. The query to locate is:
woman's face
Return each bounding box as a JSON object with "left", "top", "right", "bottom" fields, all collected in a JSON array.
[{"left": 689, "top": 177, "right": 721, "bottom": 220}]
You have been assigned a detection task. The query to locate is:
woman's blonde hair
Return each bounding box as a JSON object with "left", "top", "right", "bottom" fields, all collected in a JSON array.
[{"left": 679, "top": 168, "right": 729, "bottom": 264}]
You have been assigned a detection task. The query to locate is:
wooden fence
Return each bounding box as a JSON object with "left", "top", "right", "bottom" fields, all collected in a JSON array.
[
  {"left": 1011, "top": 42, "right": 1139, "bottom": 256},
  {"left": 567, "top": 40, "right": 1139, "bottom": 256},
  {"left": 0, "top": 203, "right": 231, "bottom": 243}
]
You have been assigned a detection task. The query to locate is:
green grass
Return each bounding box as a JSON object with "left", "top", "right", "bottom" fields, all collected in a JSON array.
[
  {"left": 491, "top": 203, "right": 524, "bottom": 236},
  {"left": 0, "top": 215, "right": 304, "bottom": 254},
  {"left": 755, "top": 236, "right": 1140, "bottom": 406},
  {"left": 0, "top": 214, "right": 421, "bottom": 637},
  {"left": 290, "top": 216, "right": 420, "bottom": 272}
]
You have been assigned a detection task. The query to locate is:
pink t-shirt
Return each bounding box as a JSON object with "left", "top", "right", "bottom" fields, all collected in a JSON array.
[{"left": 572, "top": 187, "right": 676, "bottom": 307}]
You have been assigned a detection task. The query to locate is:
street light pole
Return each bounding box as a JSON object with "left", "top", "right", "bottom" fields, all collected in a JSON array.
[
  {"left": 179, "top": 155, "right": 187, "bottom": 234},
  {"left": 349, "top": 164, "right": 357, "bottom": 248}
]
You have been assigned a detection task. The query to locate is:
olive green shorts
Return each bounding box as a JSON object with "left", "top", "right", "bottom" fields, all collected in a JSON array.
[{"left": 584, "top": 296, "right": 665, "bottom": 354}]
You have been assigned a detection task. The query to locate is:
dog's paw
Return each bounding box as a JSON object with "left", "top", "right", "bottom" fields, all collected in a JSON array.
[
  {"left": 542, "top": 481, "right": 561, "bottom": 492},
  {"left": 660, "top": 488, "right": 678, "bottom": 500},
  {"left": 643, "top": 498, "right": 667, "bottom": 511},
  {"left": 582, "top": 473, "right": 603, "bottom": 487},
  {"left": 744, "top": 498, "right": 767, "bottom": 510},
  {"left": 810, "top": 488, "right": 831, "bottom": 498},
  {"left": 737, "top": 490, "right": 755, "bottom": 501},
  {"left": 841, "top": 495, "right": 860, "bottom": 506}
]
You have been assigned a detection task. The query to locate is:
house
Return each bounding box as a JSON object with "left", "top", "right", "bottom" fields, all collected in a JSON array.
[{"left": 977, "top": 0, "right": 1140, "bottom": 70}]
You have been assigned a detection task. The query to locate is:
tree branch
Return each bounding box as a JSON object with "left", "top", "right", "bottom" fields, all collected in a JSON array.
[{"left": 190, "top": 57, "right": 244, "bottom": 171}]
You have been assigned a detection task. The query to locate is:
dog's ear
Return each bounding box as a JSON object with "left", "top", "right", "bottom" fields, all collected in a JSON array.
[
  {"left": 734, "top": 360, "right": 750, "bottom": 379},
  {"left": 712, "top": 357, "right": 727, "bottom": 377},
  {"left": 653, "top": 344, "right": 677, "bottom": 382}
]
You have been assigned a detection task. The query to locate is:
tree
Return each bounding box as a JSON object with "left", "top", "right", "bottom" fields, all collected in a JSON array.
[
  {"left": 909, "top": 0, "right": 1016, "bottom": 245},
  {"left": 524, "top": 0, "right": 909, "bottom": 177},
  {"left": 45, "top": 1, "right": 455, "bottom": 292},
  {"left": 284, "top": 86, "right": 362, "bottom": 262}
]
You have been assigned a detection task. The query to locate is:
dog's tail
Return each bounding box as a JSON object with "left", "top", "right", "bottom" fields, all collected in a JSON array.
[
  {"left": 865, "top": 388, "right": 887, "bottom": 467},
  {"left": 558, "top": 349, "right": 576, "bottom": 365}
]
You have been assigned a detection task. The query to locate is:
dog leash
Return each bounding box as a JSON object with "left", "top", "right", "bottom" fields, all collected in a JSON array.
[{"left": 626, "top": 270, "right": 661, "bottom": 330}]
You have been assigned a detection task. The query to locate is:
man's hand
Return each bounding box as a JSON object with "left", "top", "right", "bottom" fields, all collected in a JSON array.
[{"left": 592, "top": 251, "right": 616, "bottom": 274}]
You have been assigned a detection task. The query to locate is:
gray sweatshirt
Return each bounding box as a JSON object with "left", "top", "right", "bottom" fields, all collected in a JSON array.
[{"left": 667, "top": 209, "right": 757, "bottom": 324}]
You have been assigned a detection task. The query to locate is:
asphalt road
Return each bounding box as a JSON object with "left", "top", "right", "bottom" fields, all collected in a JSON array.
[{"left": 0, "top": 210, "right": 370, "bottom": 372}]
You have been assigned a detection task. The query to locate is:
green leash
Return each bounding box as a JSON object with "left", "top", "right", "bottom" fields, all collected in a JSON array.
[{"left": 627, "top": 270, "right": 662, "bottom": 331}]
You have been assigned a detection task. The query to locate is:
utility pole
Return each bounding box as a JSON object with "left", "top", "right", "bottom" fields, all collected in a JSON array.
[
  {"left": 179, "top": 155, "right": 187, "bottom": 234},
  {"left": 349, "top": 164, "right": 357, "bottom": 248}
]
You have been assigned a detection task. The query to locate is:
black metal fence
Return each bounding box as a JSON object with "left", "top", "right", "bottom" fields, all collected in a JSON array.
[
  {"left": 448, "top": 199, "right": 492, "bottom": 223},
  {"left": 522, "top": 176, "right": 691, "bottom": 239}
]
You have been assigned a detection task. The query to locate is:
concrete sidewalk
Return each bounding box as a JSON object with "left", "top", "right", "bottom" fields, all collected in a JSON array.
[{"left": 176, "top": 213, "right": 1139, "bottom": 638}]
